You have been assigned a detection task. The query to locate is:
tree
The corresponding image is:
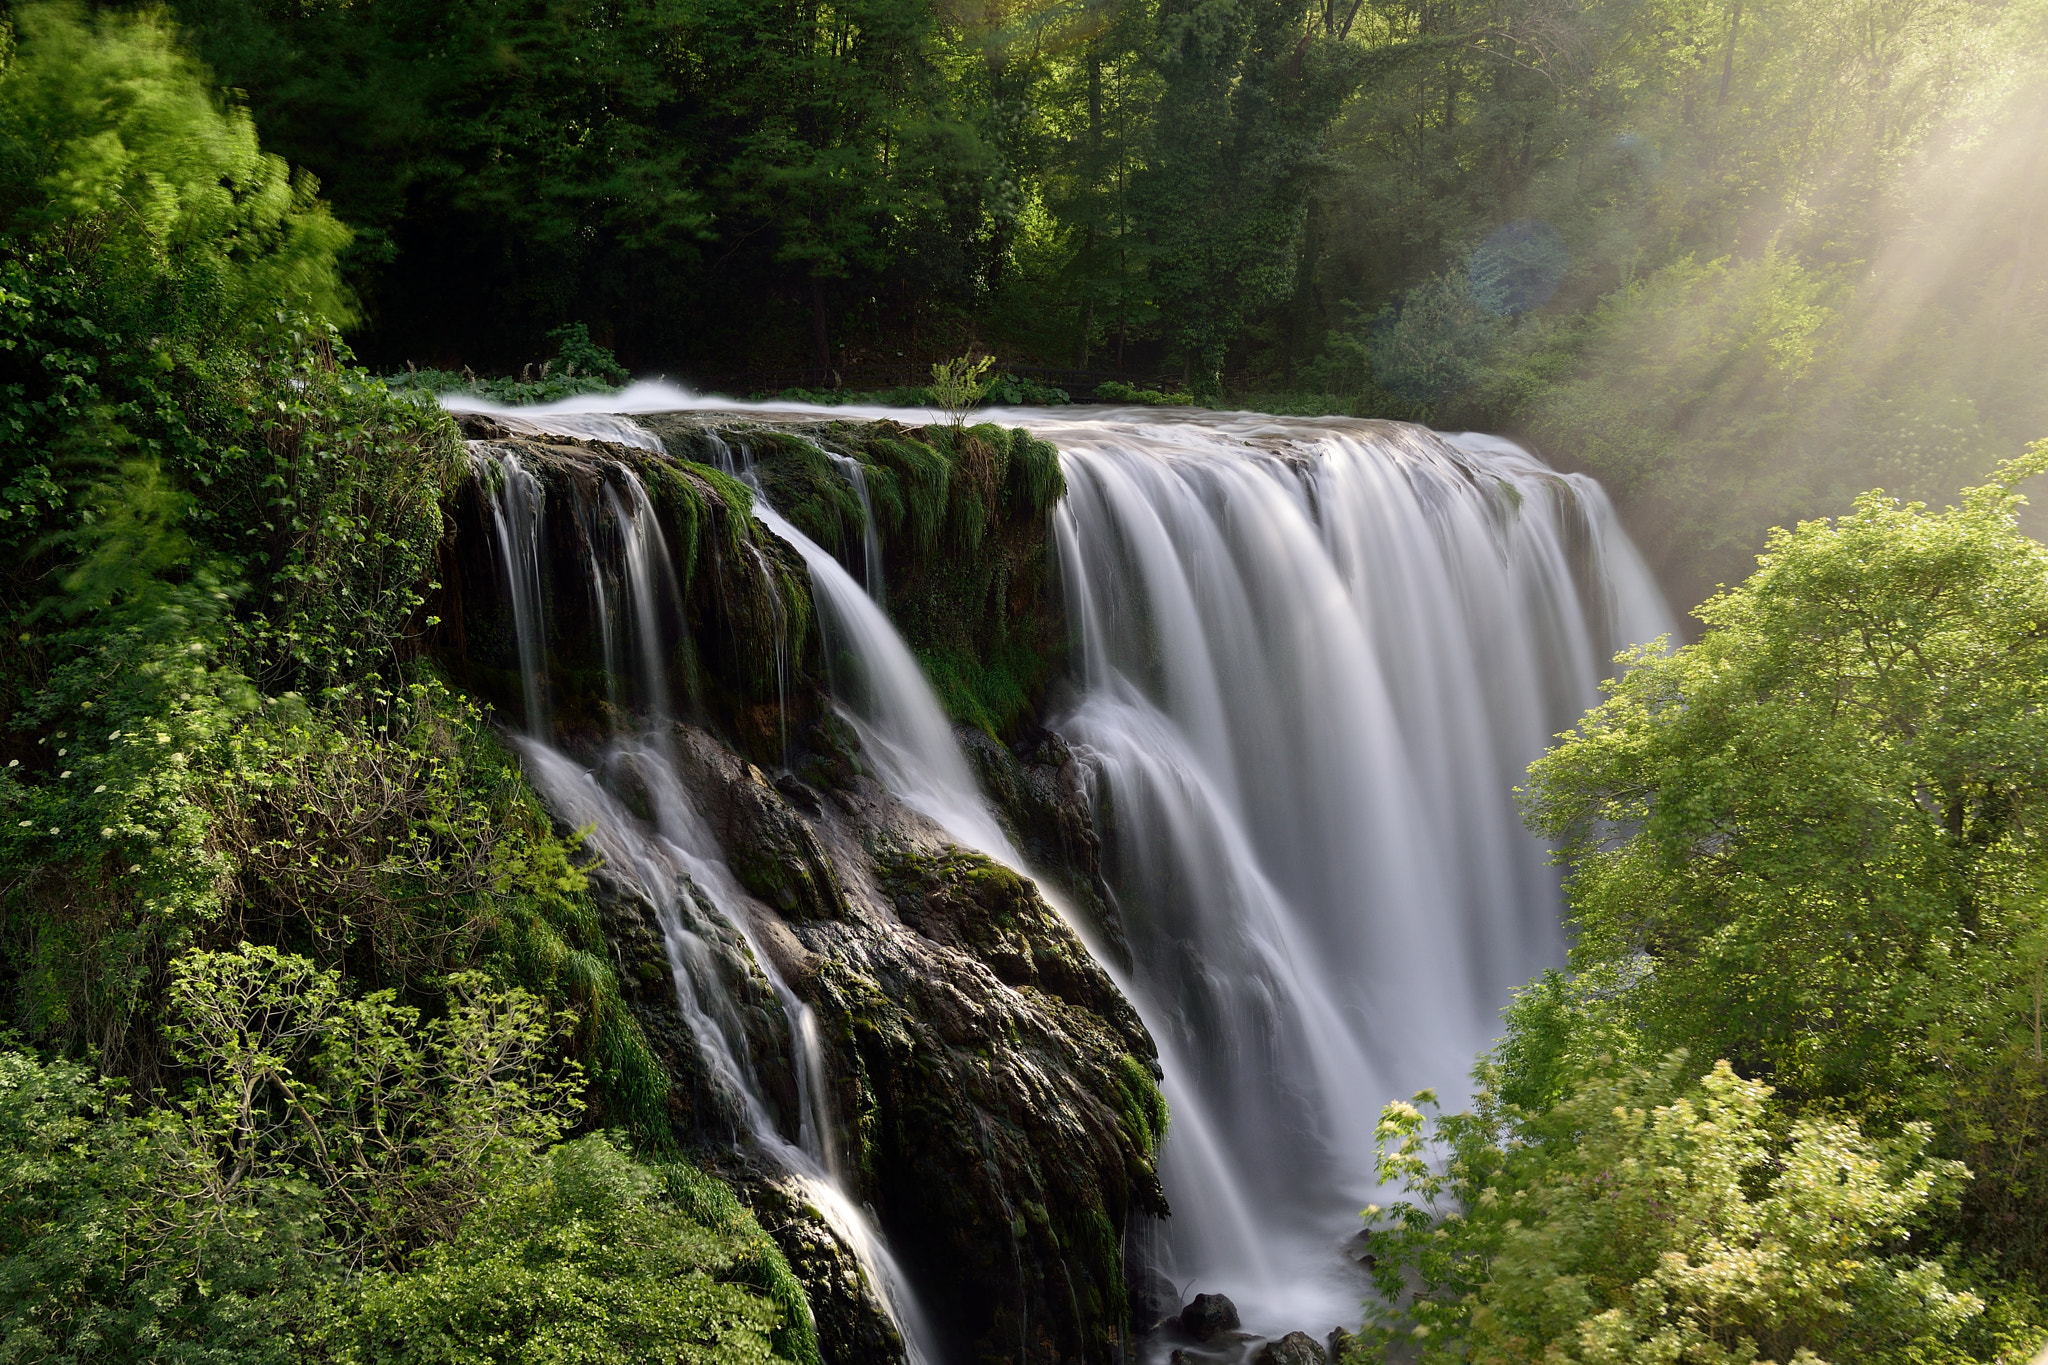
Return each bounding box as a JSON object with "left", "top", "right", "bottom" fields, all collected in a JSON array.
[
  {"left": 1358, "top": 1055, "right": 1994, "bottom": 1364},
  {"left": 1522, "top": 443, "right": 2048, "bottom": 1271}
]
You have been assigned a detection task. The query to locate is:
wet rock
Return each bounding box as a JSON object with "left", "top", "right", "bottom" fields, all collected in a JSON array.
[
  {"left": 676, "top": 722, "right": 1165, "bottom": 1364},
  {"left": 671, "top": 729, "right": 847, "bottom": 921},
  {"left": 1180, "top": 1293, "right": 1241, "bottom": 1341},
  {"left": 585, "top": 865, "right": 799, "bottom": 1144},
  {"left": 1129, "top": 1263, "right": 1181, "bottom": 1335},
  {"left": 1326, "top": 1326, "right": 1357, "bottom": 1363},
  {"left": 1258, "top": 1331, "right": 1328, "bottom": 1365},
  {"left": 431, "top": 431, "right": 823, "bottom": 761},
  {"left": 742, "top": 1173, "right": 907, "bottom": 1365},
  {"left": 957, "top": 725, "right": 1132, "bottom": 969}
]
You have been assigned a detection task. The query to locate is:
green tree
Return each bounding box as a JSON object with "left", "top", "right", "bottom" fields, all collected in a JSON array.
[
  {"left": 1521, "top": 443, "right": 2048, "bottom": 1271},
  {"left": 1357, "top": 1055, "right": 1999, "bottom": 1364}
]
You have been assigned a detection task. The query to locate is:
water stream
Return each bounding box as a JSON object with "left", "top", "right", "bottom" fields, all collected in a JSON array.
[
  {"left": 453, "top": 386, "right": 1673, "bottom": 1354},
  {"left": 1037, "top": 413, "right": 1671, "bottom": 1336},
  {"left": 469, "top": 444, "right": 936, "bottom": 1361}
]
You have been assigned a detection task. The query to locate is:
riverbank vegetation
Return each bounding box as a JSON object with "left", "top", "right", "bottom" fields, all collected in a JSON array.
[
  {"left": 0, "top": 7, "right": 815, "bottom": 1359},
  {"left": 1359, "top": 450, "right": 2048, "bottom": 1363}
]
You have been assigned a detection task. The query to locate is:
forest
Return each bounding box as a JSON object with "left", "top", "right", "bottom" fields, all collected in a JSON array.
[
  {"left": 159, "top": 0, "right": 2048, "bottom": 603},
  {"left": 1, "top": 0, "right": 2046, "bottom": 1361}
]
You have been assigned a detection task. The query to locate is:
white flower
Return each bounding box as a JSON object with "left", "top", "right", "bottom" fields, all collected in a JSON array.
[
  {"left": 127, "top": 864, "right": 141, "bottom": 873},
  {"left": 94, "top": 784, "right": 106, "bottom": 793},
  {"left": 101, "top": 827, "right": 113, "bottom": 838},
  {"left": 59, "top": 771, "right": 71, "bottom": 779},
  {"left": 156, "top": 734, "right": 171, "bottom": 744},
  {"left": 16, "top": 820, "right": 28, "bottom": 828}
]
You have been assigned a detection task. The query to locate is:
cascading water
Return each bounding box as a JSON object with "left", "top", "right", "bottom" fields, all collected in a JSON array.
[
  {"left": 451, "top": 385, "right": 1672, "bottom": 1353},
  {"left": 1038, "top": 412, "right": 1672, "bottom": 1337},
  {"left": 467, "top": 441, "right": 936, "bottom": 1362},
  {"left": 473, "top": 445, "right": 551, "bottom": 733}
]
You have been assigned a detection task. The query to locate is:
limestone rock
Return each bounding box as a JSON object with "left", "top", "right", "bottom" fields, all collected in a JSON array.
[{"left": 1129, "top": 1263, "right": 1181, "bottom": 1335}]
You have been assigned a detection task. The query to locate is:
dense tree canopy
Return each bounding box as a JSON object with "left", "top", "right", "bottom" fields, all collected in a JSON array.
[{"left": 132, "top": 0, "right": 2046, "bottom": 596}]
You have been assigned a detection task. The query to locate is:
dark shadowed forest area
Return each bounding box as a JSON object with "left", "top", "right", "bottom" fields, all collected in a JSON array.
[{"left": 164, "top": 0, "right": 2048, "bottom": 601}]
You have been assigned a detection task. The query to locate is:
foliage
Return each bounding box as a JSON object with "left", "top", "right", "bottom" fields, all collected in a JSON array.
[
  {"left": 0, "top": 1046, "right": 319, "bottom": 1364},
  {"left": 1091, "top": 380, "right": 1196, "bottom": 406},
  {"left": 1358, "top": 1054, "right": 1997, "bottom": 1364},
  {"left": 0, "top": 949, "right": 577, "bottom": 1361},
  {"left": 161, "top": 945, "right": 580, "bottom": 1265},
  {"left": 0, "top": 2, "right": 354, "bottom": 339},
  {"left": 319, "top": 1135, "right": 789, "bottom": 1365},
  {"left": 385, "top": 325, "right": 631, "bottom": 408},
  {"left": 1518, "top": 445, "right": 2048, "bottom": 1269},
  {"left": 929, "top": 354, "right": 996, "bottom": 427},
  {"left": 0, "top": 16, "right": 809, "bottom": 1361},
  {"left": 0, "top": 1018, "right": 810, "bottom": 1364}
]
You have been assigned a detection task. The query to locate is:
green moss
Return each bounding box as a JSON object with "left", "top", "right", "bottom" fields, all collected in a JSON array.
[
  {"left": 1114, "top": 1054, "right": 1169, "bottom": 1159},
  {"left": 748, "top": 432, "right": 866, "bottom": 553}
]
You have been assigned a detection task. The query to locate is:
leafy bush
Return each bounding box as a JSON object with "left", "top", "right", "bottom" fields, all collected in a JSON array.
[
  {"left": 1520, "top": 444, "right": 2048, "bottom": 1270},
  {"left": 0, "top": 949, "right": 576, "bottom": 1359},
  {"left": 1360, "top": 1055, "right": 1993, "bottom": 1364},
  {"left": 0, "top": 2, "right": 353, "bottom": 340},
  {"left": 980, "top": 373, "right": 1070, "bottom": 406},
  {"left": 319, "top": 1136, "right": 791, "bottom": 1365},
  {"left": 1091, "top": 380, "right": 1196, "bottom": 406},
  {"left": 385, "top": 324, "right": 630, "bottom": 407},
  {"left": 0, "top": 967, "right": 810, "bottom": 1363}
]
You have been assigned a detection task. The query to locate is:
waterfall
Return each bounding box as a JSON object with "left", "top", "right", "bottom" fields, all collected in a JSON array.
[
  {"left": 752, "top": 498, "right": 1019, "bottom": 864},
  {"left": 1035, "top": 412, "right": 1672, "bottom": 1335},
  {"left": 466, "top": 441, "right": 936, "bottom": 1362},
  {"left": 473, "top": 446, "right": 551, "bottom": 734},
  {"left": 448, "top": 387, "right": 1673, "bottom": 1351}
]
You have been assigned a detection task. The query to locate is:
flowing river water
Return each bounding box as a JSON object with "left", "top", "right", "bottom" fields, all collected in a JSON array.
[{"left": 449, "top": 385, "right": 1673, "bottom": 1357}]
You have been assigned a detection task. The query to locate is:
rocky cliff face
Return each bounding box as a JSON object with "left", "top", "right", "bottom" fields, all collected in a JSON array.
[
  {"left": 429, "top": 414, "right": 1166, "bottom": 1363},
  {"left": 674, "top": 722, "right": 1166, "bottom": 1363}
]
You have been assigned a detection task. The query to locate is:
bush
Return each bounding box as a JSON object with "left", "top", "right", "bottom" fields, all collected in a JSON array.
[
  {"left": 1361, "top": 1054, "right": 1994, "bottom": 1365},
  {"left": 1091, "top": 379, "right": 1196, "bottom": 406},
  {"left": 320, "top": 1135, "right": 791, "bottom": 1365},
  {"left": 1520, "top": 444, "right": 2048, "bottom": 1271},
  {"left": 385, "top": 324, "right": 631, "bottom": 407}
]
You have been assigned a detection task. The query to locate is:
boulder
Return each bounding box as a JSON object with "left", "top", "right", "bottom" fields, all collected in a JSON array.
[
  {"left": 671, "top": 722, "right": 1166, "bottom": 1365},
  {"left": 1129, "top": 1264, "right": 1181, "bottom": 1335},
  {"left": 1180, "top": 1293, "right": 1241, "bottom": 1341},
  {"left": 1258, "top": 1331, "right": 1328, "bottom": 1365}
]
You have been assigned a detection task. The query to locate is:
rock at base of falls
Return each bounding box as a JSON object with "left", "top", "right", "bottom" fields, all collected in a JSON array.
[
  {"left": 1257, "top": 1331, "right": 1329, "bottom": 1365},
  {"left": 1129, "top": 1263, "right": 1183, "bottom": 1335},
  {"left": 632, "top": 721, "right": 1167, "bottom": 1364},
  {"left": 1179, "top": 1292, "right": 1242, "bottom": 1341}
]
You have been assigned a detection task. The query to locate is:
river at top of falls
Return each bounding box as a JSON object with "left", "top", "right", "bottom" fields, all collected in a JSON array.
[{"left": 448, "top": 384, "right": 1676, "bottom": 1352}]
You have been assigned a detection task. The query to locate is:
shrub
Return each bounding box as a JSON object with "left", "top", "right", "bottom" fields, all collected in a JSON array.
[{"left": 1361, "top": 1054, "right": 1991, "bottom": 1365}]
